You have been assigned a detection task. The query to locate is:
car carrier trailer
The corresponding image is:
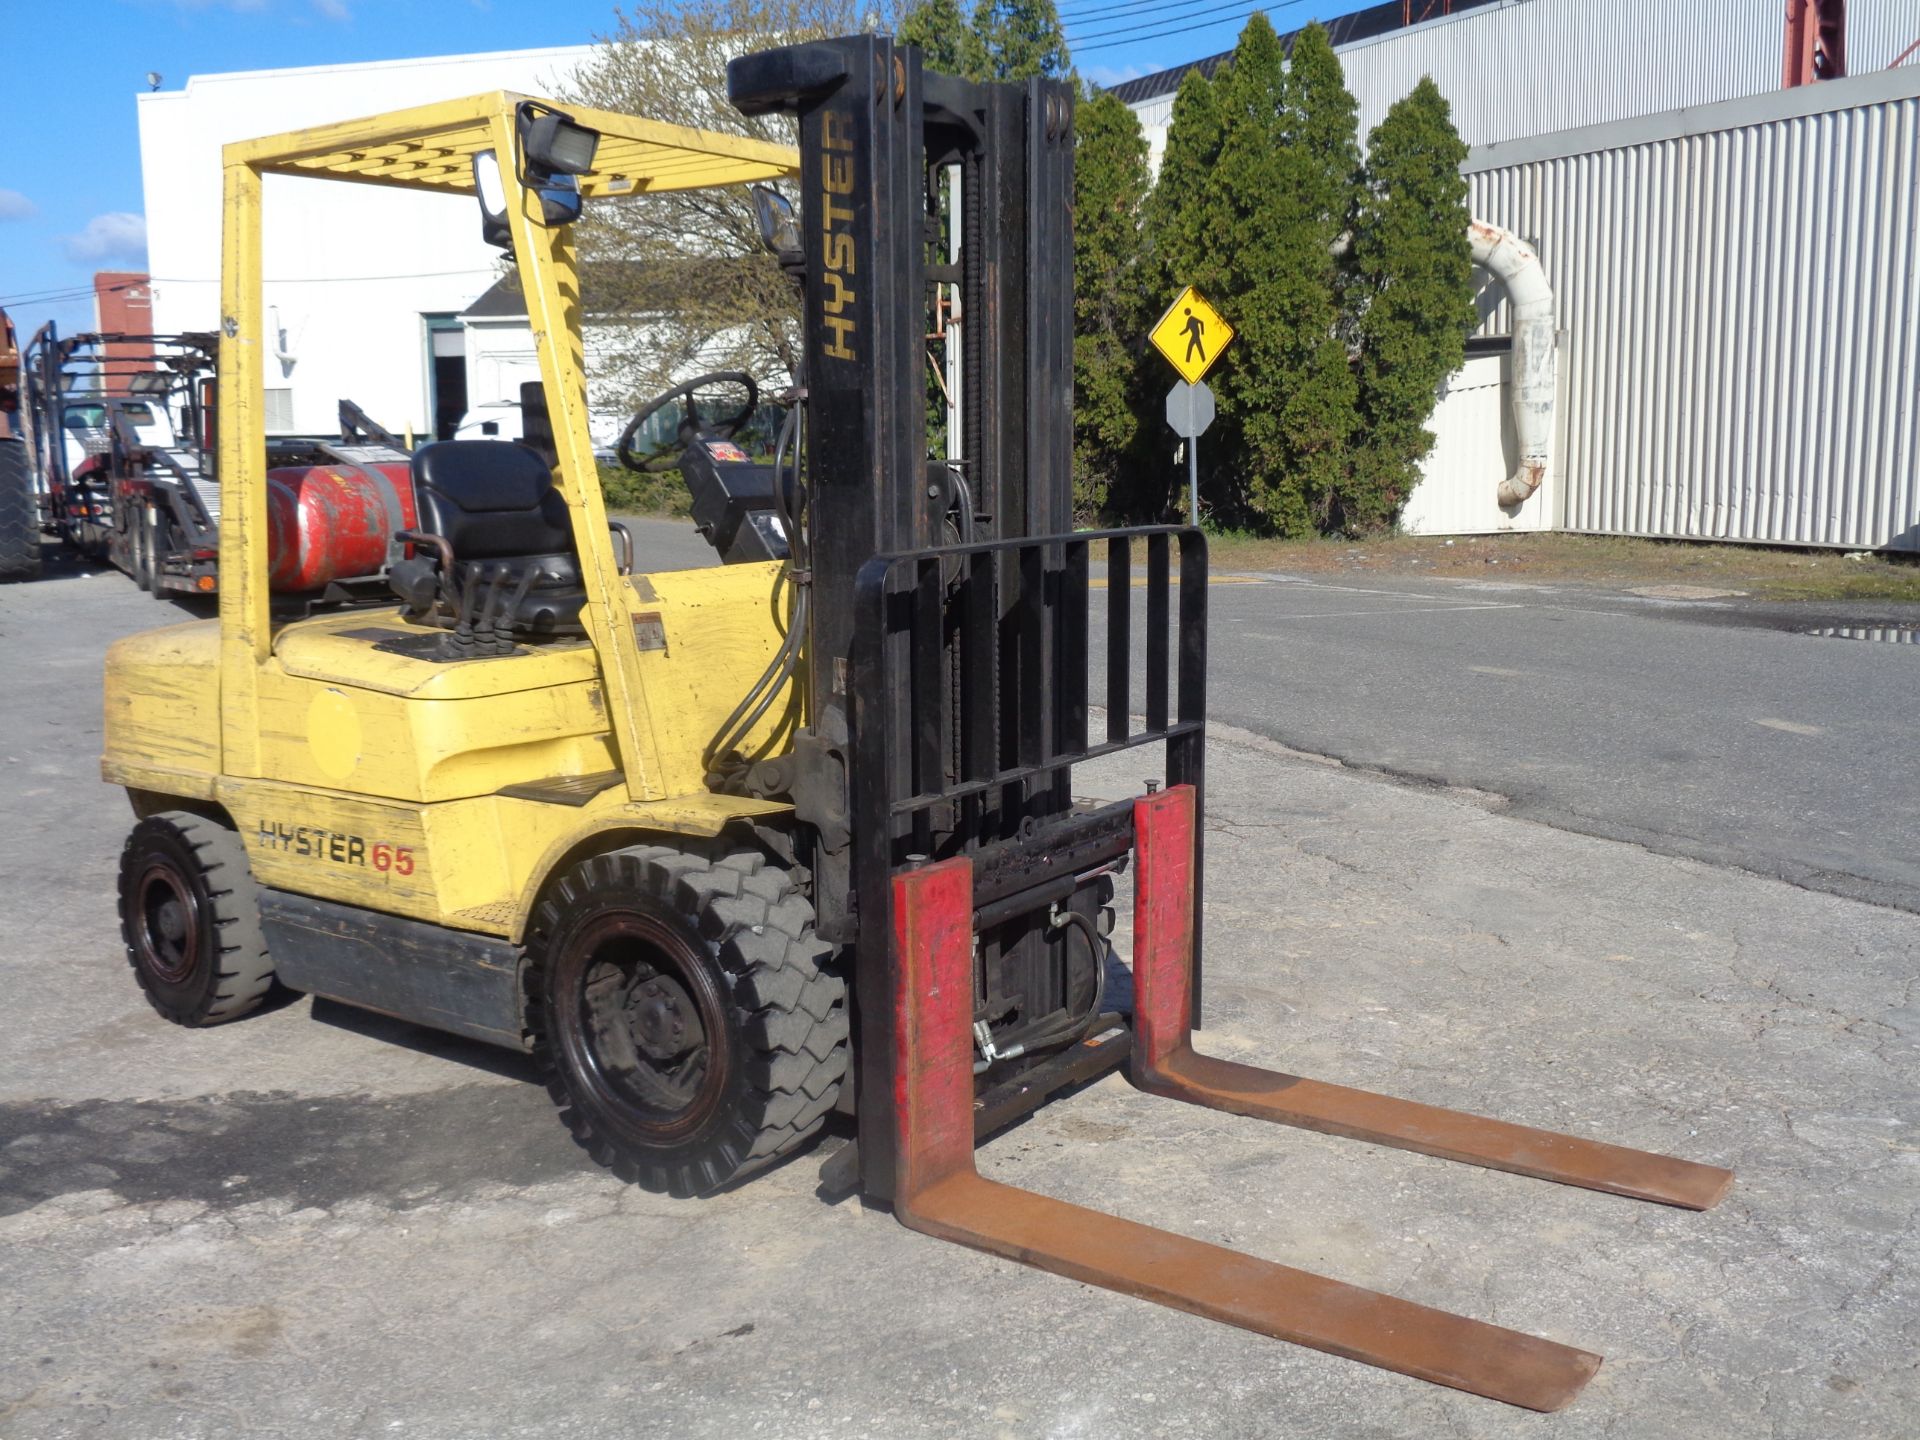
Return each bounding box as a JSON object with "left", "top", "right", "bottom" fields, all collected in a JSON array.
[
  {"left": 17, "top": 325, "right": 222, "bottom": 592},
  {"left": 12, "top": 325, "right": 417, "bottom": 597}
]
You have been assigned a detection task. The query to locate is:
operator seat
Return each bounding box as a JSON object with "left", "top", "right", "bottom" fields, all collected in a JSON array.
[{"left": 389, "top": 439, "right": 587, "bottom": 638}]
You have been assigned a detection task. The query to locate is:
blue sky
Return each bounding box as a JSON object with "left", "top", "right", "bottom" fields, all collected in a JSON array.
[{"left": 1, "top": 0, "right": 1378, "bottom": 334}]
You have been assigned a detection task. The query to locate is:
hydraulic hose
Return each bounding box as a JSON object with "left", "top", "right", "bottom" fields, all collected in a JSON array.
[
  {"left": 703, "top": 402, "right": 809, "bottom": 773},
  {"left": 972, "top": 905, "right": 1111, "bottom": 1072}
]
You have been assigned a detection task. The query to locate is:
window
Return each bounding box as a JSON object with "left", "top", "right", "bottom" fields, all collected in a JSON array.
[{"left": 263, "top": 388, "right": 296, "bottom": 433}]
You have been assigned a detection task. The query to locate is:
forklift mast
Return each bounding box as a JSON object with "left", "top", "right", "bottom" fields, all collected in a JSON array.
[
  {"left": 733, "top": 33, "right": 1210, "bottom": 1199},
  {"left": 731, "top": 36, "right": 1080, "bottom": 932}
]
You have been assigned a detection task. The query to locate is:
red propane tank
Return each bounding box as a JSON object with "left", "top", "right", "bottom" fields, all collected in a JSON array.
[{"left": 265, "top": 461, "right": 416, "bottom": 592}]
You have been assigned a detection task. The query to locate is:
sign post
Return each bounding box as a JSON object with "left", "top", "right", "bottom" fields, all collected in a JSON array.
[
  {"left": 1148, "top": 285, "right": 1233, "bottom": 528},
  {"left": 1164, "top": 380, "right": 1215, "bottom": 527}
]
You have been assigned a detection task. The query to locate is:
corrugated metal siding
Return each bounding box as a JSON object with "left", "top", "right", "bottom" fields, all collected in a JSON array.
[
  {"left": 1466, "top": 77, "right": 1920, "bottom": 550},
  {"left": 1124, "top": 0, "right": 1920, "bottom": 161},
  {"left": 1851, "top": 0, "right": 1920, "bottom": 72},
  {"left": 1337, "top": 0, "right": 1782, "bottom": 147}
]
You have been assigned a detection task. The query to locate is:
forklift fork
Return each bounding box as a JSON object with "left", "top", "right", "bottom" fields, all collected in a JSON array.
[
  {"left": 888, "top": 784, "right": 1732, "bottom": 1412},
  {"left": 1128, "top": 786, "right": 1734, "bottom": 1212}
]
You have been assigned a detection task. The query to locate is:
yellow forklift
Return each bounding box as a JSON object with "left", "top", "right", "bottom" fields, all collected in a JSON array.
[{"left": 103, "top": 52, "right": 1731, "bottom": 1411}]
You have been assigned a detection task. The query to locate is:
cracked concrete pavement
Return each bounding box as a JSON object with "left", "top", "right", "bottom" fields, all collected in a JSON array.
[{"left": 2, "top": 558, "right": 1916, "bottom": 1439}]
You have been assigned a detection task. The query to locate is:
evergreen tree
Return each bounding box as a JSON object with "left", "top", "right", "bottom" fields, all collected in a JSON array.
[
  {"left": 897, "top": 0, "right": 1071, "bottom": 81},
  {"left": 1071, "top": 89, "right": 1153, "bottom": 517},
  {"left": 1142, "top": 69, "right": 1223, "bottom": 309},
  {"left": 1263, "top": 19, "right": 1363, "bottom": 533},
  {"left": 1198, "top": 15, "right": 1320, "bottom": 537},
  {"left": 977, "top": 0, "right": 1073, "bottom": 80},
  {"left": 1284, "top": 20, "right": 1365, "bottom": 313},
  {"left": 1136, "top": 18, "right": 1364, "bottom": 534},
  {"left": 898, "top": 0, "right": 986, "bottom": 80},
  {"left": 1348, "top": 77, "right": 1475, "bottom": 533}
]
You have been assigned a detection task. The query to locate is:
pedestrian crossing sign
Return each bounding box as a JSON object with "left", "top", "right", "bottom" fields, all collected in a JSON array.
[{"left": 1149, "top": 285, "right": 1233, "bottom": 384}]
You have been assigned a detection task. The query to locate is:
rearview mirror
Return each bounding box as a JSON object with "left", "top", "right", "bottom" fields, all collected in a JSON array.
[
  {"left": 752, "top": 185, "right": 804, "bottom": 269},
  {"left": 472, "top": 149, "right": 512, "bottom": 252},
  {"left": 473, "top": 147, "right": 582, "bottom": 247}
]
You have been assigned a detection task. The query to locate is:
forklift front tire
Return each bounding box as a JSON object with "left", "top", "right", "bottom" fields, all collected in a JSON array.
[
  {"left": 118, "top": 812, "right": 277, "bottom": 1026},
  {"left": 527, "top": 845, "right": 847, "bottom": 1198}
]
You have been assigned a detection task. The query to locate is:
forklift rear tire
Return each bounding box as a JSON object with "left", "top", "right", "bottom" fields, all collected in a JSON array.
[
  {"left": 0, "top": 438, "right": 42, "bottom": 584},
  {"left": 118, "top": 812, "right": 277, "bottom": 1026},
  {"left": 527, "top": 845, "right": 848, "bottom": 1198}
]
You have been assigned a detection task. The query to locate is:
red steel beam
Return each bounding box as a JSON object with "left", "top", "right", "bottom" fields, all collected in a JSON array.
[{"left": 1784, "top": 0, "right": 1848, "bottom": 86}]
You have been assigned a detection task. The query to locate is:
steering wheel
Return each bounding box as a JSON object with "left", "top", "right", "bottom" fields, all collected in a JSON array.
[{"left": 616, "top": 371, "right": 759, "bottom": 474}]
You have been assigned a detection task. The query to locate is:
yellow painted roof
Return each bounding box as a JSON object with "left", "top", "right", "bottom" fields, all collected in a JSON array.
[{"left": 225, "top": 91, "right": 795, "bottom": 198}]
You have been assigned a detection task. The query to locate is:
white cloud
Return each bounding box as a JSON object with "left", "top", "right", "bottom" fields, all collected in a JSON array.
[
  {"left": 1084, "top": 63, "right": 1153, "bottom": 87},
  {"left": 312, "top": 0, "right": 350, "bottom": 17},
  {"left": 59, "top": 213, "right": 148, "bottom": 266},
  {"left": 0, "top": 189, "right": 34, "bottom": 222}
]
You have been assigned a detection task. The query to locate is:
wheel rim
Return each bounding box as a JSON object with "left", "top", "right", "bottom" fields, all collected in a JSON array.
[
  {"left": 561, "top": 912, "right": 731, "bottom": 1144},
  {"left": 135, "top": 863, "right": 200, "bottom": 984}
]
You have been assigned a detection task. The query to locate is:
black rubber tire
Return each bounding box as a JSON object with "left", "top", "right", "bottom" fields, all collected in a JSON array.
[
  {"left": 526, "top": 845, "right": 847, "bottom": 1197},
  {"left": 126, "top": 508, "right": 149, "bottom": 589},
  {"left": 0, "top": 438, "right": 42, "bottom": 584},
  {"left": 118, "top": 812, "right": 276, "bottom": 1026},
  {"left": 135, "top": 505, "right": 159, "bottom": 593}
]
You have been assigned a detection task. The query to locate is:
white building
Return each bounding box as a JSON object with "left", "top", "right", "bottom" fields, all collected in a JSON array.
[{"left": 137, "top": 45, "right": 592, "bottom": 441}]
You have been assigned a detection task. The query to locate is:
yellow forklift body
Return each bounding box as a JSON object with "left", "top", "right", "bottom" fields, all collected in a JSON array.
[{"left": 100, "top": 93, "right": 800, "bottom": 942}]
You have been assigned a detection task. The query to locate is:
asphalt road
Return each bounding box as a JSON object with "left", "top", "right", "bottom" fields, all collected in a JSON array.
[
  {"left": 2, "top": 540, "right": 1916, "bottom": 1438},
  {"left": 1196, "top": 570, "right": 1920, "bottom": 914},
  {"left": 629, "top": 516, "right": 1920, "bottom": 914}
]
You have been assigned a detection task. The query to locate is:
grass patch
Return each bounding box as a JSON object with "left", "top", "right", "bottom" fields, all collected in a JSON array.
[{"left": 1202, "top": 530, "right": 1920, "bottom": 603}]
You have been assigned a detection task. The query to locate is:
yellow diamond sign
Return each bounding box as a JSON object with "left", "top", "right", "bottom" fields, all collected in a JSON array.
[{"left": 1149, "top": 285, "right": 1234, "bottom": 384}]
